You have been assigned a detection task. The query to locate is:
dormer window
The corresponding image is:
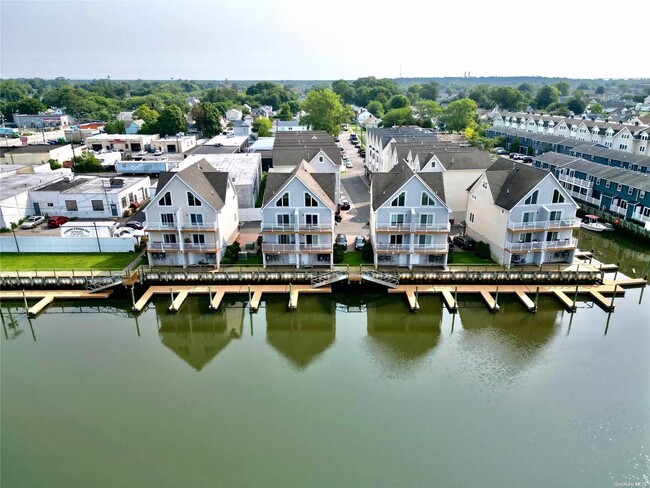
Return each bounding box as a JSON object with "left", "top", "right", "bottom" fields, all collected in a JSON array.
[
  {"left": 482, "top": 180, "right": 488, "bottom": 190},
  {"left": 304, "top": 193, "right": 318, "bottom": 207},
  {"left": 159, "top": 192, "right": 172, "bottom": 206},
  {"left": 421, "top": 192, "right": 436, "bottom": 206},
  {"left": 187, "top": 192, "right": 201, "bottom": 206},
  {"left": 276, "top": 193, "right": 289, "bottom": 207},
  {"left": 391, "top": 192, "right": 406, "bottom": 207}
]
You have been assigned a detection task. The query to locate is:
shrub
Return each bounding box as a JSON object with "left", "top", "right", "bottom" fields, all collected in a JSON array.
[
  {"left": 475, "top": 241, "right": 491, "bottom": 259},
  {"left": 333, "top": 244, "right": 344, "bottom": 264},
  {"left": 222, "top": 241, "right": 241, "bottom": 264},
  {"left": 361, "top": 241, "right": 373, "bottom": 262}
]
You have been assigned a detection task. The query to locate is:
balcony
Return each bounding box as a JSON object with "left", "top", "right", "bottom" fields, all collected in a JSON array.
[
  {"left": 566, "top": 188, "right": 600, "bottom": 206},
  {"left": 146, "top": 221, "right": 178, "bottom": 231},
  {"left": 559, "top": 174, "right": 593, "bottom": 188},
  {"left": 412, "top": 243, "right": 448, "bottom": 254},
  {"left": 298, "top": 243, "right": 332, "bottom": 253},
  {"left": 148, "top": 242, "right": 181, "bottom": 252},
  {"left": 631, "top": 211, "right": 650, "bottom": 223},
  {"left": 507, "top": 218, "right": 581, "bottom": 232},
  {"left": 505, "top": 237, "right": 577, "bottom": 253},
  {"left": 297, "top": 223, "right": 332, "bottom": 232},
  {"left": 180, "top": 222, "right": 217, "bottom": 231},
  {"left": 182, "top": 243, "right": 220, "bottom": 252},
  {"left": 376, "top": 222, "right": 411, "bottom": 232},
  {"left": 261, "top": 243, "right": 297, "bottom": 253},
  {"left": 413, "top": 222, "right": 450, "bottom": 233},
  {"left": 261, "top": 223, "right": 296, "bottom": 233},
  {"left": 374, "top": 243, "right": 411, "bottom": 253},
  {"left": 147, "top": 242, "right": 219, "bottom": 252},
  {"left": 610, "top": 204, "right": 628, "bottom": 216}
]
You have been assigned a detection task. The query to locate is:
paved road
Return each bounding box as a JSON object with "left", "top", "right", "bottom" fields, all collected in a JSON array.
[{"left": 335, "top": 130, "right": 371, "bottom": 246}]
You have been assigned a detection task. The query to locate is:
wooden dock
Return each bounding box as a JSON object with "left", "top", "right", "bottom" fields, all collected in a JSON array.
[
  {"left": 0, "top": 290, "right": 113, "bottom": 317},
  {"left": 131, "top": 284, "right": 331, "bottom": 313},
  {"left": 405, "top": 290, "right": 419, "bottom": 311},
  {"left": 388, "top": 277, "right": 645, "bottom": 314}
]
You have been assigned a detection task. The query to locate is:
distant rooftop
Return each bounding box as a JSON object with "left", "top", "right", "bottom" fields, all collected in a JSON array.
[{"left": 36, "top": 175, "right": 150, "bottom": 194}]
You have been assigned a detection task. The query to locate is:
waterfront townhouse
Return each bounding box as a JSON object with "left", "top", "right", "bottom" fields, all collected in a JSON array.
[
  {"left": 533, "top": 152, "right": 650, "bottom": 230},
  {"left": 260, "top": 161, "right": 336, "bottom": 269},
  {"left": 370, "top": 162, "right": 450, "bottom": 269},
  {"left": 145, "top": 162, "right": 239, "bottom": 268},
  {"left": 465, "top": 159, "right": 579, "bottom": 267},
  {"left": 365, "top": 126, "right": 442, "bottom": 174}
]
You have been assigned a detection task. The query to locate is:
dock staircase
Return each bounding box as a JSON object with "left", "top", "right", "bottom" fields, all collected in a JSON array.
[
  {"left": 311, "top": 270, "right": 348, "bottom": 288},
  {"left": 86, "top": 275, "right": 123, "bottom": 293},
  {"left": 361, "top": 268, "right": 399, "bottom": 288}
]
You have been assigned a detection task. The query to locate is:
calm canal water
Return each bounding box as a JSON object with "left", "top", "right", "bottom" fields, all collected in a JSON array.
[{"left": 2, "top": 232, "right": 649, "bottom": 488}]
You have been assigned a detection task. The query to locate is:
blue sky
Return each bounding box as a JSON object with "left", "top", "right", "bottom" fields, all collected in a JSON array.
[{"left": 1, "top": 0, "right": 648, "bottom": 80}]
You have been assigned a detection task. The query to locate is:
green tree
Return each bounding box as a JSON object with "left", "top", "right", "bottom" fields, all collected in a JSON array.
[
  {"left": 72, "top": 153, "right": 104, "bottom": 173},
  {"left": 534, "top": 85, "right": 560, "bottom": 109},
  {"left": 191, "top": 102, "right": 222, "bottom": 138},
  {"left": 299, "top": 89, "right": 351, "bottom": 136},
  {"left": 103, "top": 119, "right": 125, "bottom": 134},
  {"left": 366, "top": 100, "right": 384, "bottom": 118},
  {"left": 419, "top": 81, "right": 440, "bottom": 101},
  {"left": 567, "top": 97, "right": 586, "bottom": 115},
  {"left": 133, "top": 104, "right": 159, "bottom": 123},
  {"left": 554, "top": 81, "right": 571, "bottom": 96},
  {"left": 589, "top": 102, "right": 604, "bottom": 115},
  {"left": 388, "top": 94, "right": 410, "bottom": 110},
  {"left": 595, "top": 86, "right": 606, "bottom": 95},
  {"left": 15, "top": 97, "right": 47, "bottom": 115},
  {"left": 0, "top": 80, "right": 30, "bottom": 102},
  {"left": 439, "top": 98, "right": 478, "bottom": 132},
  {"left": 331, "top": 80, "right": 355, "bottom": 104},
  {"left": 517, "top": 83, "right": 535, "bottom": 95},
  {"left": 381, "top": 107, "right": 416, "bottom": 127},
  {"left": 490, "top": 86, "right": 526, "bottom": 111},
  {"left": 252, "top": 117, "right": 273, "bottom": 137},
  {"left": 157, "top": 105, "right": 188, "bottom": 136},
  {"left": 468, "top": 85, "right": 492, "bottom": 108},
  {"left": 414, "top": 100, "right": 442, "bottom": 123},
  {"left": 276, "top": 103, "right": 294, "bottom": 121}
]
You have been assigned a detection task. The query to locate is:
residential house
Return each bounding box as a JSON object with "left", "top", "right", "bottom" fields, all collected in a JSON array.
[
  {"left": 13, "top": 111, "right": 74, "bottom": 129},
  {"left": 226, "top": 108, "right": 243, "bottom": 121},
  {"left": 361, "top": 115, "right": 381, "bottom": 129},
  {"left": 150, "top": 135, "right": 197, "bottom": 154},
  {"left": 253, "top": 106, "right": 274, "bottom": 118},
  {"left": 260, "top": 161, "right": 336, "bottom": 269},
  {"left": 144, "top": 162, "right": 240, "bottom": 268},
  {"left": 273, "top": 119, "right": 309, "bottom": 132},
  {"left": 465, "top": 159, "right": 580, "bottom": 267},
  {"left": 370, "top": 162, "right": 450, "bottom": 269},
  {"left": 233, "top": 119, "right": 252, "bottom": 138},
  {"left": 84, "top": 133, "right": 158, "bottom": 153},
  {"left": 357, "top": 109, "right": 373, "bottom": 125},
  {"left": 0, "top": 143, "right": 76, "bottom": 165},
  {"left": 533, "top": 152, "right": 650, "bottom": 230},
  {"left": 124, "top": 119, "right": 144, "bottom": 134}
]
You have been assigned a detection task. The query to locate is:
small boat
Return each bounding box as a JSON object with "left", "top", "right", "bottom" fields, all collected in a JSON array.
[{"left": 581, "top": 214, "right": 607, "bottom": 232}]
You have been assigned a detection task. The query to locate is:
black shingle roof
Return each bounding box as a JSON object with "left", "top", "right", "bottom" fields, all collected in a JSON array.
[
  {"left": 156, "top": 162, "right": 230, "bottom": 210},
  {"left": 371, "top": 162, "right": 446, "bottom": 210},
  {"left": 480, "top": 158, "right": 550, "bottom": 210}
]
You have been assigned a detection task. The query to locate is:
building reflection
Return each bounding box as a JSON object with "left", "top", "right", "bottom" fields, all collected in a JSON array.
[
  {"left": 265, "top": 295, "right": 336, "bottom": 370},
  {"left": 364, "top": 296, "right": 442, "bottom": 376},
  {"left": 155, "top": 298, "right": 244, "bottom": 371},
  {"left": 456, "top": 295, "right": 563, "bottom": 385}
]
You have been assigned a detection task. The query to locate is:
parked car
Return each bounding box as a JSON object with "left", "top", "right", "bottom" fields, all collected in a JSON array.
[
  {"left": 47, "top": 215, "right": 69, "bottom": 228},
  {"left": 340, "top": 199, "right": 350, "bottom": 211},
  {"left": 123, "top": 220, "right": 144, "bottom": 230},
  {"left": 354, "top": 236, "right": 366, "bottom": 251},
  {"left": 453, "top": 235, "right": 476, "bottom": 250},
  {"left": 334, "top": 136, "right": 340, "bottom": 142},
  {"left": 494, "top": 147, "right": 509, "bottom": 155},
  {"left": 358, "top": 148, "right": 366, "bottom": 157},
  {"left": 509, "top": 153, "right": 525, "bottom": 160},
  {"left": 344, "top": 158, "right": 353, "bottom": 168},
  {"left": 334, "top": 213, "right": 342, "bottom": 223},
  {"left": 20, "top": 215, "right": 46, "bottom": 229},
  {"left": 153, "top": 148, "right": 163, "bottom": 156},
  {"left": 335, "top": 233, "right": 347, "bottom": 249}
]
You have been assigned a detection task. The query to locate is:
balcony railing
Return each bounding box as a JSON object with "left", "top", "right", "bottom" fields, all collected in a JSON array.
[
  {"left": 374, "top": 243, "right": 411, "bottom": 252},
  {"left": 631, "top": 211, "right": 650, "bottom": 223},
  {"left": 146, "top": 221, "right": 177, "bottom": 230},
  {"left": 507, "top": 218, "right": 581, "bottom": 232},
  {"left": 148, "top": 242, "right": 218, "bottom": 252},
  {"left": 183, "top": 243, "right": 219, "bottom": 252},
  {"left": 261, "top": 243, "right": 297, "bottom": 253},
  {"left": 412, "top": 243, "right": 448, "bottom": 253},
  {"left": 260, "top": 223, "right": 295, "bottom": 232},
  {"left": 298, "top": 243, "right": 332, "bottom": 252},
  {"left": 505, "top": 237, "right": 577, "bottom": 253},
  {"left": 559, "top": 174, "right": 593, "bottom": 188},
  {"left": 567, "top": 189, "right": 600, "bottom": 206},
  {"left": 297, "top": 223, "right": 332, "bottom": 232},
  {"left": 610, "top": 205, "right": 628, "bottom": 216},
  {"left": 376, "top": 222, "right": 411, "bottom": 232},
  {"left": 148, "top": 242, "right": 181, "bottom": 251},
  {"left": 413, "top": 222, "right": 450, "bottom": 232},
  {"left": 180, "top": 222, "right": 217, "bottom": 231}
]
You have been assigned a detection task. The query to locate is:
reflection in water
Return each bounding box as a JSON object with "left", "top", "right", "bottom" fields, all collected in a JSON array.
[
  {"left": 265, "top": 296, "right": 336, "bottom": 369},
  {"left": 457, "top": 296, "right": 563, "bottom": 388},
  {"left": 155, "top": 298, "right": 244, "bottom": 371},
  {"left": 577, "top": 228, "right": 650, "bottom": 278},
  {"left": 365, "top": 296, "right": 442, "bottom": 376}
]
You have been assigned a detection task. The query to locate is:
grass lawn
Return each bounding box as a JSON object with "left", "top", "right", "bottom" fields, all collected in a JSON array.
[
  {"left": 449, "top": 251, "right": 494, "bottom": 265},
  {"left": 341, "top": 251, "right": 372, "bottom": 266},
  {"left": 0, "top": 252, "right": 142, "bottom": 271}
]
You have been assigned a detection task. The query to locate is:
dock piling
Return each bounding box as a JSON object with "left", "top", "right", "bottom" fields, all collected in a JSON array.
[
  {"left": 22, "top": 289, "right": 28, "bottom": 313},
  {"left": 573, "top": 284, "right": 579, "bottom": 312},
  {"left": 534, "top": 286, "right": 540, "bottom": 312}
]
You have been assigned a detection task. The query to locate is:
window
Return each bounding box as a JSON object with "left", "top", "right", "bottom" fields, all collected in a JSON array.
[
  {"left": 549, "top": 210, "right": 562, "bottom": 221},
  {"left": 278, "top": 234, "right": 295, "bottom": 244},
  {"left": 481, "top": 180, "right": 489, "bottom": 190},
  {"left": 159, "top": 192, "right": 172, "bottom": 206},
  {"left": 619, "top": 144, "right": 628, "bottom": 150},
  {"left": 418, "top": 234, "right": 432, "bottom": 245},
  {"left": 421, "top": 192, "right": 436, "bottom": 206},
  {"left": 605, "top": 181, "right": 610, "bottom": 188},
  {"left": 187, "top": 192, "right": 201, "bottom": 206},
  {"left": 617, "top": 184, "right": 623, "bottom": 192},
  {"left": 469, "top": 212, "right": 475, "bottom": 223},
  {"left": 318, "top": 156, "right": 323, "bottom": 163},
  {"left": 596, "top": 178, "right": 601, "bottom": 185},
  {"left": 390, "top": 214, "right": 406, "bottom": 227},
  {"left": 275, "top": 193, "right": 289, "bottom": 207},
  {"left": 277, "top": 214, "right": 291, "bottom": 226},
  {"left": 305, "top": 214, "right": 318, "bottom": 226},
  {"left": 640, "top": 191, "right": 646, "bottom": 199},
  {"left": 304, "top": 193, "right": 318, "bottom": 207},
  {"left": 161, "top": 213, "right": 174, "bottom": 226},
  {"left": 192, "top": 234, "right": 205, "bottom": 245},
  {"left": 552, "top": 189, "right": 565, "bottom": 203},
  {"left": 628, "top": 187, "right": 634, "bottom": 195},
  {"left": 190, "top": 214, "right": 203, "bottom": 226},
  {"left": 390, "top": 192, "right": 405, "bottom": 206},
  {"left": 546, "top": 231, "right": 559, "bottom": 241},
  {"left": 65, "top": 200, "right": 78, "bottom": 211},
  {"left": 305, "top": 234, "right": 319, "bottom": 245},
  {"left": 419, "top": 214, "right": 433, "bottom": 225},
  {"left": 643, "top": 207, "right": 650, "bottom": 217},
  {"left": 640, "top": 146, "right": 646, "bottom": 153},
  {"left": 121, "top": 196, "right": 127, "bottom": 207},
  {"left": 92, "top": 200, "right": 104, "bottom": 211},
  {"left": 522, "top": 212, "right": 534, "bottom": 223},
  {"left": 524, "top": 190, "right": 538, "bottom": 205},
  {"left": 163, "top": 234, "right": 177, "bottom": 244},
  {"left": 389, "top": 235, "right": 404, "bottom": 245},
  {"left": 519, "top": 233, "right": 532, "bottom": 243},
  {"left": 471, "top": 194, "right": 477, "bottom": 200}
]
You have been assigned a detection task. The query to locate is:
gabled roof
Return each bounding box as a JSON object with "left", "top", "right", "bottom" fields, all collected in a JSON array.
[
  {"left": 571, "top": 144, "right": 650, "bottom": 167},
  {"left": 272, "top": 130, "right": 340, "bottom": 166},
  {"left": 480, "top": 158, "right": 550, "bottom": 210},
  {"left": 156, "top": 161, "right": 230, "bottom": 210},
  {"left": 371, "top": 162, "right": 446, "bottom": 211},
  {"left": 262, "top": 160, "right": 336, "bottom": 210}
]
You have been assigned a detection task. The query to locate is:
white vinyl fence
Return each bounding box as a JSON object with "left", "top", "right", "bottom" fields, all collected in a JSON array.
[{"left": 1, "top": 235, "right": 138, "bottom": 253}]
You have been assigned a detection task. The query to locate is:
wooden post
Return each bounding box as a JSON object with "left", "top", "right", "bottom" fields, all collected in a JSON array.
[
  {"left": 573, "top": 284, "right": 579, "bottom": 312},
  {"left": 130, "top": 286, "right": 136, "bottom": 309},
  {"left": 610, "top": 283, "right": 618, "bottom": 310},
  {"left": 415, "top": 286, "right": 419, "bottom": 305},
  {"left": 534, "top": 286, "right": 540, "bottom": 312},
  {"left": 454, "top": 286, "right": 458, "bottom": 309},
  {"left": 22, "top": 289, "right": 29, "bottom": 313},
  {"left": 248, "top": 285, "right": 252, "bottom": 312},
  {"left": 208, "top": 286, "right": 213, "bottom": 305},
  {"left": 494, "top": 286, "right": 499, "bottom": 312},
  {"left": 169, "top": 287, "right": 174, "bottom": 309}
]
